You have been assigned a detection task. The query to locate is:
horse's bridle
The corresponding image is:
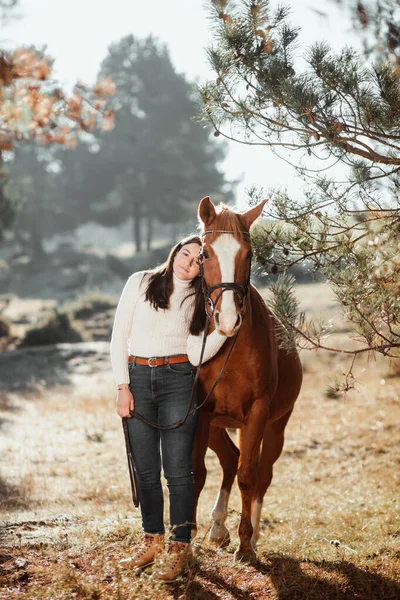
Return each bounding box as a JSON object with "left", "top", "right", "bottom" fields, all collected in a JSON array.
[{"left": 198, "top": 229, "right": 252, "bottom": 318}]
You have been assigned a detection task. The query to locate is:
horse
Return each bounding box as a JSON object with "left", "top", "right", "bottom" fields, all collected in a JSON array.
[{"left": 192, "top": 196, "right": 303, "bottom": 562}]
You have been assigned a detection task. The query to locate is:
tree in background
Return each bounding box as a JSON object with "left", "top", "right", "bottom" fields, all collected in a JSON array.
[
  {"left": 93, "top": 35, "right": 232, "bottom": 252},
  {"left": 0, "top": 46, "right": 114, "bottom": 235},
  {"left": 0, "top": 0, "right": 115, "bottom": 239},
  {"left": 200, "top": 0, "right": 400, "bottom": 378},
  {"left": 4, "top": 143, "right": 90, "bottom": 259},
  {"left": 2, "top": 34, "right": 232, "bottom": 260},
  {"left": 0, "top": 158, "right": 18, "bottom": 238}
]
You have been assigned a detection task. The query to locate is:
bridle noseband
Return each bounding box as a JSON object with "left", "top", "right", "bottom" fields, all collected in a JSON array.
[{"left": 198, "top": 229, "right": 252, "bottom": 318}]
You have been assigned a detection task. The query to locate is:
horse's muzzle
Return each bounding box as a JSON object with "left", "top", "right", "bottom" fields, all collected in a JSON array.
[{"left": 214, "top": 311, "right": 242, "bottom": 337}]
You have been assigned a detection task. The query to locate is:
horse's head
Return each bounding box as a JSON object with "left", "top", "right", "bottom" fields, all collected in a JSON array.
[{"left": 198, "top": 196, "right": 266, "bottom": 337}]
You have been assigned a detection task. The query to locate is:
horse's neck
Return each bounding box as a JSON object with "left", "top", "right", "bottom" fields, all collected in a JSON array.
[
  {"left": 245, "top": 284, "right": 258, "bottom": 322},
  {"left": 244, "top": 284, "right": 271, "bottom": 332}
]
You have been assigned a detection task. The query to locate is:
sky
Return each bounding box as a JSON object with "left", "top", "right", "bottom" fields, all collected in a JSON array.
[{"left": 2, "top": 0, "right": 360, "bottom": 208}]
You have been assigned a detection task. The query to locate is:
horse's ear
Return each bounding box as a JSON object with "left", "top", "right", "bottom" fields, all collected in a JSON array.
[
  {"left": 198, "top": 196, "right": 217, "bottom": 226},
  {"left": 241, "top": 199, "right": 267, "bottom": 230}
]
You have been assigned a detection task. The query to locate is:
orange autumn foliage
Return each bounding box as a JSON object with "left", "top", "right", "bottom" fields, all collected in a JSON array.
[{"left": 0, "top": 48, "right": 115, "bottom": 152}]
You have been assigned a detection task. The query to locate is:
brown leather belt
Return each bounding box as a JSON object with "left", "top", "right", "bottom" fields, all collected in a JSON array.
[{"left": 128, "top": 354, "right": 189, "bottom": 367}]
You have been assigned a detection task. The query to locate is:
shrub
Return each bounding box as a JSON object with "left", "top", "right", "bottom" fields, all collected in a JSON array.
[
  {"left": 21, "top": 311, "right": 86, "bottom": 346},
  {"left": 0, "top": 316, "right": 10, "bottom": 338},
  {"left": 325, "top": 386, "right": 341, "bottom": 400},
  {"left": 67, "top": 293, "right": 117, "bottom": 320}
]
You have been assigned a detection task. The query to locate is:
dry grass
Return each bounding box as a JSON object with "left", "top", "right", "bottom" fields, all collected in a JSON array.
[{"left": 0, "top": 284, "right": 399, "bottom": 599}]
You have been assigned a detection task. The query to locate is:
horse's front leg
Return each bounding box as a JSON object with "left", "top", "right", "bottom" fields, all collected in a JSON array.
[
  {"left": 235, "top": 398, "right": 269, "bottom": 562},
  {"left": 191, "top": 410, "right": 210, "bottom": 539}
]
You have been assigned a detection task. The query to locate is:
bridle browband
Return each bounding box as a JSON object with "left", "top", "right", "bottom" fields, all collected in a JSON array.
[
  {"left": 199, "top": 229, "right": 252, "bottom": 318},
  {"left": 202, "top": 230, "right": 251, "bottom": 236}
]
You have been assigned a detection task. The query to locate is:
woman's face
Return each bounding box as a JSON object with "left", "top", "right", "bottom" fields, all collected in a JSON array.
[{"left": 173, "top": 243, "right": 200, "bottom": 281}]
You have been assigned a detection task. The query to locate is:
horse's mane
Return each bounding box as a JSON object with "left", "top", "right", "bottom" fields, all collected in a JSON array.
[{"left": 214, "top": 204, "right": 247, "bottom": 238}]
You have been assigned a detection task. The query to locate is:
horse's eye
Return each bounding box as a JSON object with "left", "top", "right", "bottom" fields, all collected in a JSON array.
[
  {"left": 203, "top": 249, "right": 209, "bottom": 260},
  {"left": 246, "top": 250, "right": 253, "bottom": 260}
]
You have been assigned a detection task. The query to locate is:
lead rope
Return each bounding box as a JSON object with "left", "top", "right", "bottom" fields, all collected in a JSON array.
[
  {"left": 122, "top": 416, "right": 140, "bottom": 507},
  {"left": 122, "top": 308, "right": 239, "bottom": 509},
  {"left": 127, "top": 315, "right": 210, "bottom": 431},
  {"left": 126, "top": 311, "right": 238, "bottom": 431},
  {"left": 121, "top": 316, "right": 214, "bottom": 508}
]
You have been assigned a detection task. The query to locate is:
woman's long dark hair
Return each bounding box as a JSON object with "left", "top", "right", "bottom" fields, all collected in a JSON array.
[{"left": 144, "top": 234, "right": 206, "bottom": 336}]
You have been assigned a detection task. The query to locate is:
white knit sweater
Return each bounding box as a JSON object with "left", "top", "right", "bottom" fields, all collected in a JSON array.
[{"left": 110, "top": 271, "right": 227, "bottom": 385}]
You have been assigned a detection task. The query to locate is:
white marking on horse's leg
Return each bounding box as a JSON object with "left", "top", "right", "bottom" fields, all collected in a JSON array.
[
  {"left": 211, "top": 488, "right": 229, "bottom": 522},
  {"left": 211, "top": 235, "right": 240, "bottom": 333},
  {"left": 209, "top": 489, "right": 231, "bottom": 546},
  {"left": 251, "top": 499, "right": 263, "bottom": 551}
]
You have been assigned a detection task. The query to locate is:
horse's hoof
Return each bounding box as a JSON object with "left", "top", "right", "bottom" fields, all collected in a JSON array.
[
  {"left": 209, "top": 523, "right": 230, "bottom": 548},
  {"left": 234, "top": 548, "right": 257, "bottom": 563},
  {"left": 209, "top": 531, "right": 230, "bottom": 548}
]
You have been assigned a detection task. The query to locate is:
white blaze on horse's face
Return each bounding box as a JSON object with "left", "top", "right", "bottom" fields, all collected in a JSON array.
[{"left": 211, "top": 234, "right": 242, "bottom": 336}]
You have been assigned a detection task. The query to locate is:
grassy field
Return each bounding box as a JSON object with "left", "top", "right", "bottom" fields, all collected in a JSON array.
[{"left": 0, "top": 284, "right": 399, "bottom": 599}]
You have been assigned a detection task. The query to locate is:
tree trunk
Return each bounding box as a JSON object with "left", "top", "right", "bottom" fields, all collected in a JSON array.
[
  {"left": 30, "top": 216, "right": 47, "bottom": 263},
  {"left": 146, "top": 217, "right": 153, "bottom": 251},
  {"left": 132, "top": 201, "right": 142, "bottom": 254}
]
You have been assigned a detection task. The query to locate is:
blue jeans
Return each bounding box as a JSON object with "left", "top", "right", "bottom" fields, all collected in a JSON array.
[{"left": 126, "top": 359, "right": 198, "bottom": 543}]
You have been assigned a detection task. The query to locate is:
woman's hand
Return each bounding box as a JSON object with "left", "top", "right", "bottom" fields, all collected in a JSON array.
[{"left": 116, "top": 388, "right": 134, "bottom": 418}]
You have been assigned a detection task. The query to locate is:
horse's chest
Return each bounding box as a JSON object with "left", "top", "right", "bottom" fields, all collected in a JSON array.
[{"left": 198, "top": 377, "right": 254, "bottom": 424}]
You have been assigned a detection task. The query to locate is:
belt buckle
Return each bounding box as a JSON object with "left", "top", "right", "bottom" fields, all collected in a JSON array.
[{"left": 148, "top": 357, "right": 158, "bottom": 368}]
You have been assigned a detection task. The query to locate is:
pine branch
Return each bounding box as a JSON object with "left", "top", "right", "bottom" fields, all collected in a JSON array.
[{"left": 204, "top": 0, "right": 400, "bottom": 359}]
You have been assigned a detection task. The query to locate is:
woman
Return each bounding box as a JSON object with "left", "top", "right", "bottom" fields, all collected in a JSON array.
[{"left": 110, "top": 234, "right": 226, "bottom": 582}]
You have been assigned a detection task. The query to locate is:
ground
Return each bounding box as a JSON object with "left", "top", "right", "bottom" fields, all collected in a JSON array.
[{"left": 0, "top": 284, "right": 399, "bottom": 599}]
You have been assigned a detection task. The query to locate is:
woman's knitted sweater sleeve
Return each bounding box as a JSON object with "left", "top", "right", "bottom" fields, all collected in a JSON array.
[
  {"left": 110, "top": 271, "right": 145, "bottom": 385},
  {"left": 187, "top": 329, "right": 227, "bottom": 367}
]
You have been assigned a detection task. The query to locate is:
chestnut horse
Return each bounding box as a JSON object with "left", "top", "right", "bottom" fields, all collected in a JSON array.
[{"left": 192, "top": 196, "right": 303, "bottom": 561}]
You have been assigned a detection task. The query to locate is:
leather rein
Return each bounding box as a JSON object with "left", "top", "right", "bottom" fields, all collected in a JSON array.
[
  {"left": 122, "top": 229, "right": 252, "bottom": 507},
  {"left": 128, "top": 228, "right": 252, "bottom": 431}
]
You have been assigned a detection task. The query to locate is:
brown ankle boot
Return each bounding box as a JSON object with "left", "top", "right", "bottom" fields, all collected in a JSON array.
[
  {"left": 155, "top": 541, "right": 193, "bottom": 583},
  {"left": 119, "top": 532, "right": 164, "bottom": 570}
]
